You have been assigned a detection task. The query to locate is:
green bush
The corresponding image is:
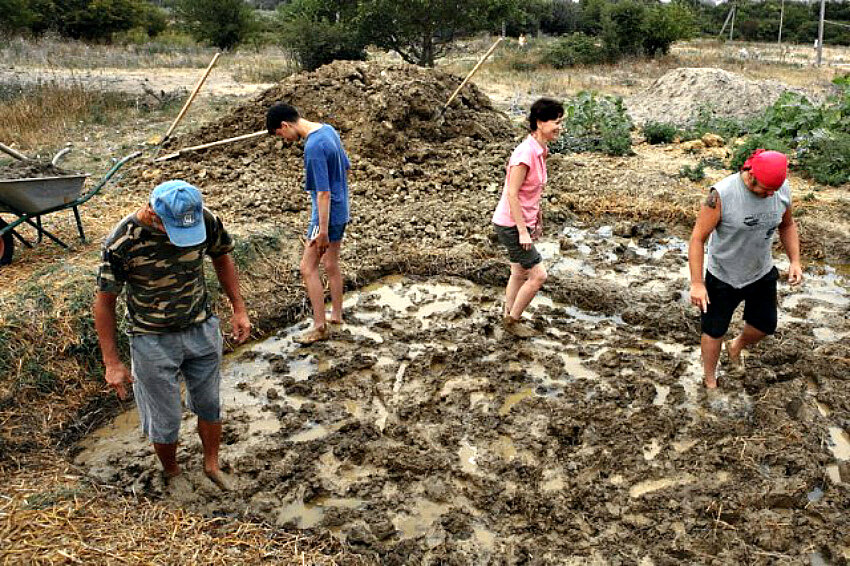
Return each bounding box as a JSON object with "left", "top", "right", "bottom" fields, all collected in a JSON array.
[
  {"left": 175, "top": 0, "right": 256, "bottom": 49},
  {"left": 729, "top": 134, "right": 792, "bottom": 171},
  {"left": 682, "top": 105, "right": 753, "bottom": 141},
  {"left": 678, "top": 160, "right": 706, "bottom": 182},
  {"left": 551, "top": 91, "right": 633, "bottom": 156},
  {"left": 543, "top": 33, "right": 602, "bottom": 68},
  {"left": 833, "top": 74, "right": 850, "bottom": 87},
  {"left": 797, "top": 131, "right": 850, "bottom": 185},
  {"left": 133, "top": 0, "right": 167, "bottom": 37},
  {"left": 643, "top": 121, "right": 678, "bottom": 144},
  {"left": 278, "top": 0, "right": 365, "bottom": 71}
]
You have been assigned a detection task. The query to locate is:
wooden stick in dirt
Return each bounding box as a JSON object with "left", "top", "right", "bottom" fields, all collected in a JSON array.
[
  {"left": 442, "top": 36, "right": 504, "bottom": 113},
  {"left": 154, "top": 130, "right": 267, "bottom": 162},
  {"left": 159, "top": 52, "right": 221, "bottom": 146},
  {"left": 0, "top": 142, "right": 29, "bottom": 161}
]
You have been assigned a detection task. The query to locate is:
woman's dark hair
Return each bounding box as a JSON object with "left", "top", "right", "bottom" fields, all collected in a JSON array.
[
  {"left": 266, "top": 103, "right": 300, "bottom": 134},
  {"left": 529, "top": 97, "right": 564, "bottom": 131}
]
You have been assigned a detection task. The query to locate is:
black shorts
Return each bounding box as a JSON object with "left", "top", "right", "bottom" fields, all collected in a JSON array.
[
  {"left": 701, "top": 267, "right": 779, "bottom": 338},
  {"left": 494, "top": 224, "right": 541, "bottom": 270}
]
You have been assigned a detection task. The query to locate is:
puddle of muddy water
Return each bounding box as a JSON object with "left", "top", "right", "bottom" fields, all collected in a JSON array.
[
  {"left": 73, "top": 222, "right": 850, "bottom": 561},
  {"left": 278, "top": 496, "right": 364, "bottom": 529},
  {"left": 827, "top": 427, "right": 850, "bottom": 461}
]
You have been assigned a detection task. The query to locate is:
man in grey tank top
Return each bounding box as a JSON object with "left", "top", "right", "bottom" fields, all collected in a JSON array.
[{"left": 688, "top": 150, "right": 803, "bottom": 389}]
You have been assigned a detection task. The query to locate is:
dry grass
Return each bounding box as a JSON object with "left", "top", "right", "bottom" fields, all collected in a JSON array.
[
  {"left": 1, "top": 35, "right": 297, "bottom": 80},
  {"left": 0, "top": 457, "right": 371, "bottom": 565},
  {"left": 0, "top": 79, "right": 135, "bottom": 149}
]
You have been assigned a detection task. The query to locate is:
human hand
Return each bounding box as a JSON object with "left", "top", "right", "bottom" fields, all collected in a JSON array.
[
  {"left": 531, "top": 222, "right": 543, "bottom": 240},
  {"left": 310, "top": 231, "right": 330, "bottom": 256},
  {"left": 787, "top": 262, "right": 803, "bottom": 285},
  {"left": 519, "top": 230, "right": 533, "bottom": 250},
  {"left": 690, "top": 282, "right": 709, "bottom": 313},
  {"left": 105, "top": 362, "right": 133, "bottom": 400},
  {"left": 230, "top": 310, "right": 252, "bottom": 344}
]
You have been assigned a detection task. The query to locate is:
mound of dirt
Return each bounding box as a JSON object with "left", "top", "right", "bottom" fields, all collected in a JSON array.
[
  {"left": 136, "top": 60, "right": 521, "bottom": 226},
  {"left": 625, "top": 67, "right": 805, "bottom": 126},
  {"left": 164, "top": 60, "right": 516, "bottom": 158}
]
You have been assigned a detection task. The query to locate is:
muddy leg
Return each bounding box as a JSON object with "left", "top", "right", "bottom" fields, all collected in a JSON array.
[
  {"left": 728, "top": 323, "right": 766, "bottom": 363},
  {"left": 504, "top": 263, "right": 528, "bottom": 316},
  {"left": 198, "top": 419, "right": 230, "bottom": 490},
  {"left": 508, "top": 264, "right": 546, "bottom": 320},
  {"left": 701, "top": 333, "right": 723, "bottom": 388},
  {"left": 300, "top": 243, "right": 326, "bottom": 330},
  {"left": 153, "top": 442, "right": 180, "bottom": 477},
  {"left": 322, "top": 242, "right": 343, "bottom": 324}
]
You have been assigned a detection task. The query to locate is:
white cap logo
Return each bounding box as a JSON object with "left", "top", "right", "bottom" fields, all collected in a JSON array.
[{"left": 183, "top": 212, "right": 195, "bottom": 225}]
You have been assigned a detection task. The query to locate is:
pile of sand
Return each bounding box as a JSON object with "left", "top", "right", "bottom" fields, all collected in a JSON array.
[{"left": 625, "top": 67, "right": 805, "bottom": 126}]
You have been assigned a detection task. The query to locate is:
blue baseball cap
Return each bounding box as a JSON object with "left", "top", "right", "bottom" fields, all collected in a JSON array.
[{"left": 150, "top": 180, "right": 206, "bottom": 247}]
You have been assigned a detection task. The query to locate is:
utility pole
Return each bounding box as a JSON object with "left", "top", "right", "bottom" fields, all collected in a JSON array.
[
  {"left": 729, "top": 4, "right": 736, "bottom": 41},
  {"left": 816, "top": 0, "right": 826, "bottom": 66},
  {"left": 778, "top": 0, "right": 785, "bottom": 48}
]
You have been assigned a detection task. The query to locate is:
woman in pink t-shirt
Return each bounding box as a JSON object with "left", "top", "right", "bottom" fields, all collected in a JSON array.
[{"left": 492, "top": 98, "right": 564, "bottom": 337}]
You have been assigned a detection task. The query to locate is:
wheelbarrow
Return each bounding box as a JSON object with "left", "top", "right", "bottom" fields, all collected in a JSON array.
[{"left": 0, "top": 151, "right": 141, "bottom": 266}]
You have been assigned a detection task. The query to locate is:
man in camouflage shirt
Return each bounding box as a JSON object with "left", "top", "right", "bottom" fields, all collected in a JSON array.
[{"left": 94, "top": 180, "right": 250, "bottom": 490}]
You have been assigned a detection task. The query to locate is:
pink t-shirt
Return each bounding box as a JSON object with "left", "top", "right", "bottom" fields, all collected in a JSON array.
[{"left": 491, "top": 135, "right": 548, "bottom": 229}]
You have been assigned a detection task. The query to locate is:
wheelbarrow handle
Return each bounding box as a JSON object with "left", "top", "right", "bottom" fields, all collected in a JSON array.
[{"left": 76, "top": 151, "right": 143, "bottom": 206}]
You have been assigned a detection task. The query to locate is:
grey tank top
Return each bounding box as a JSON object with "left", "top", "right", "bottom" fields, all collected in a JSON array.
[{"left": 706, "top": 173, "right": 791, "bottom": 289}]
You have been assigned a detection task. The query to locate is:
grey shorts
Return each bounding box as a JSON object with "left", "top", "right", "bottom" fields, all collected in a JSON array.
[
  {"left": 494, "top": 224, "right": 542, "bottom": 269},
  {"left": 130, "top": 316, "right": 223, "bottom": 444}
]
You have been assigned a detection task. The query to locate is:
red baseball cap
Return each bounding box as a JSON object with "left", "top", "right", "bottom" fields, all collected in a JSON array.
[{"left": 742, "top": 149, "right": 788, "bottom": 190}]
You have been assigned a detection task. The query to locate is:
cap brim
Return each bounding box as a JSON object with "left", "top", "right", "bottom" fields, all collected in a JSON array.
[{"left": 163, "top": 222, "right": 206, "bottom": 247}]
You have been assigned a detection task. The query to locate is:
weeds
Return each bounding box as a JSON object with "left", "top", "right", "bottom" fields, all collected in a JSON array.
[
  {"left": 679, "top": 160, "right": 707, "bottom": 181},
  {"left": 551, "top": 91, "right": 634, "bottom": 156},
  {"left": 643, "top": 121, "right": 678, "bottom": 144}
]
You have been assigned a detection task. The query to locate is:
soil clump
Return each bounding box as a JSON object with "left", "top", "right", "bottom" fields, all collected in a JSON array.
[{"left": 0, "top": 160, "right": 77, "bottom": 179}]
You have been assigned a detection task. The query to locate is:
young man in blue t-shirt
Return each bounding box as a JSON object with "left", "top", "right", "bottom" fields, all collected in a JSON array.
[{"left": 267, "top": 103, "right": 351, "bottom": 344}]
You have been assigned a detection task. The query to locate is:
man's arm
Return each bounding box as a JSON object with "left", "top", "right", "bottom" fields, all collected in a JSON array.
[
  {"left": 212, "top": 254, "right": 251, "bottom": 343},
  {"left": 778, "top": 207, "right": 803, "bottom": 285},
  {"left": 94, "top": 291, "right": 133, "bottom": 399},
  {"left": 688, "top": 188, "right": 722, "bottom": 313},
  {"left": 506, "top": 164, "right": 531, "bottom": 249}
]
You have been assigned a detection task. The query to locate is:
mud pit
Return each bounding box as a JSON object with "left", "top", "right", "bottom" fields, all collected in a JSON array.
[{"left": 77, "top": 225, "right": 850, "bottom": 563}]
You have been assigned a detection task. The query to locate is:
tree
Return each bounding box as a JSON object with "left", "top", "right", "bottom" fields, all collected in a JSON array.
[
  {"left": 175, "top": 0, "right": 256, "bottom": 50},
  {"left": 0, "top": 0, "right": 34, "bottom": 33},
  {"left": 357, "top": 0, "right": 518, "bottom": 67},
  {"left": 642, "top": 2, "right": 695, "bottom": 56},
  {"left": 601, "top": 0, "right": 646, "bottom": 58},
  {"left": 278, "top": 0, "right": 366, "bottom": 71}
]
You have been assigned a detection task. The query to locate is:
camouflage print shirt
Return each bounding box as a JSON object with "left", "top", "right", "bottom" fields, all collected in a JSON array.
[{"left": 97, "top": 208, "right": 234, "bottom": 334}]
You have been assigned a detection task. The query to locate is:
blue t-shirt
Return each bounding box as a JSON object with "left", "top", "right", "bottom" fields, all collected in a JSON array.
[{"left": 304, "top": 124, "right": 350, "bottom": 226}]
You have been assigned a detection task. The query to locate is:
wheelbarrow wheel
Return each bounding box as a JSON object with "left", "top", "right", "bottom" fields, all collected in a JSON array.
[{"left": 0, "top": 218, "right": 13, "bottom": 266}]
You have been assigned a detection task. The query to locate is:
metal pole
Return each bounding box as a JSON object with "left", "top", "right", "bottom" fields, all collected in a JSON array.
[{"left": 816, "top": 0, "right": 826, "bottom": 66}]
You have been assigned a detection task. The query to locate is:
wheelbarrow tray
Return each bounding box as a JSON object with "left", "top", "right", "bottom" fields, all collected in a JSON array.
[{"left": 0, "top": 174, "right": 89, "bottom": 215}]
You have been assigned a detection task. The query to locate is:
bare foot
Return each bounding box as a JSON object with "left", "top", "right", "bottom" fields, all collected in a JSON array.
[
  {"left": 328, "top": 317, "right": 343, "bottom": 327},
  {"left": 503, "top": 315, "right": 537, "bottom": 338},
  {"left": 204, "top": 469, "right": 233, "bottom": 492},
  {"left": 295, "top": 325, "right": 329, "bottom": 344},
  {"left": 704, "top": 375, "right": 718, "bottom": 389}
]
